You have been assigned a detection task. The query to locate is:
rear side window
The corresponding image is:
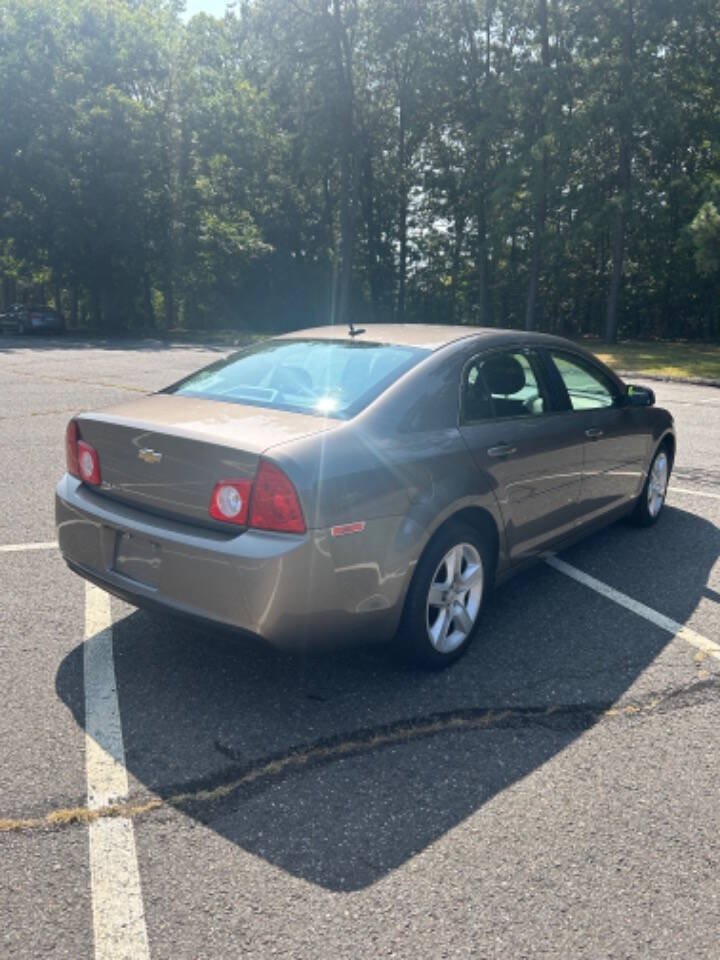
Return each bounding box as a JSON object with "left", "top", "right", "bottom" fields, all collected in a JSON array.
[
  {"left": 164, "top": 339, "right": 430, "bottom": 419},
  {"left": 549, "top": 352, "right": 617, "bottom": 410},
  {"left": 462, "top": 350, "right": 548, "bottom": 422}
]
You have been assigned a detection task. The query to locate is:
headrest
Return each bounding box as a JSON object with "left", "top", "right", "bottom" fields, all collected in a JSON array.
[
  {"left": 482, "top": 354, "right": 526, "bottom": 396},
  {"left": 270, "top": 365, "right": 314, "bottom": 392}
]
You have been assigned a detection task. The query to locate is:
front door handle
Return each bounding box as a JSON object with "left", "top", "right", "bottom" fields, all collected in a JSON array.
[
  {"left": 487, "top": 443, "right": 517, "bottom": 458},
  {"left": 585, "top": 428, "right": 604, "bottom": 439}
]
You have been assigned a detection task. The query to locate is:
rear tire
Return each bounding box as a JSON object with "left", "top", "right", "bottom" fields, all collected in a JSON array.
[
  {"left": 631, "top": 442, "right": 671, "bottom": 527},
  {"left": 398, "top": 520, "right": 492, "bottom": 668}
]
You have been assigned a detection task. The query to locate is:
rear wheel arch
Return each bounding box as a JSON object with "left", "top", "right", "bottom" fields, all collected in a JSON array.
[
  {"left": 659, "top": 431, "right": 675, "bottom": 470},
  {"left": 440, "top": 506, "right": 500, "bottom": 577},
  {"left": 409, "top": 504, "right": 501, "bottom": 586},
  {"left": 397, "top": 509, "right": 498, "bottom": 666}
]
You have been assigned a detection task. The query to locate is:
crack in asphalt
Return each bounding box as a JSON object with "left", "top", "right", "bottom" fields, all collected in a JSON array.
[
  {"left": 0, "top": 407, "right": 83, "bottom": 421},
  {"left": 3, "top": 367, "right": 147, "bottom": 393},
  {"left": 672, "top": 468, "right": 720, "bottom": 488},
  {"left": 2, "top": 675, "right": 718, "bottom": 835}
]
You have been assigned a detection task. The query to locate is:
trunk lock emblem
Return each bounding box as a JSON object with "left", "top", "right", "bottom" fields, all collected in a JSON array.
[{"left": 138, "top": 448, "right": 162, "bottom": 464}]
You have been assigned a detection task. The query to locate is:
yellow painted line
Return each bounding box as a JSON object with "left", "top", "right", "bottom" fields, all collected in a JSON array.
[
  {"left": 84, "top": 583, "right": 150, "bottom": 960},
  {"left": 546, "top": 556, "right": 720, "bottom": 661}
]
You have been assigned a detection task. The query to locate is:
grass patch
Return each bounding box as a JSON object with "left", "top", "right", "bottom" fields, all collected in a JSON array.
[{"left": 584, "top": 340, "right": 720, "bottom": 381}]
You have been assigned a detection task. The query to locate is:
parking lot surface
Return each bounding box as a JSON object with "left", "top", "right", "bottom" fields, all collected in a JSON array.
[{"left": 1, "top": 336, "right": 719, "bottom": 959}]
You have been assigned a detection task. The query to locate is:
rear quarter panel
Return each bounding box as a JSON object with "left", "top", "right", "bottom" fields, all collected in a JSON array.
[{"left": 268, "top": 344, "right": 508, "bottom": 633}]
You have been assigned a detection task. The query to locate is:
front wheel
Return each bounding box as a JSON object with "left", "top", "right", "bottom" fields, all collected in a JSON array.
[
  {"left": 631, "top": 443, "right": 670, "bottom": 526},
  {"left": 398, "top": 521, "right": 492, "bottom": 668}
]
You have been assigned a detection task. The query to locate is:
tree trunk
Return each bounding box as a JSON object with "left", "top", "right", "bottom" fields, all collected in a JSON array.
[
  {"left": 525, "top": 0, "right": 551, "bottom": 331},
  {"left": 459, "top": 0, "right": 493, "bottom": 327},
  {"left": 330, "top": 0, "right": 356, "bottom": 326},
  {"left": 360, "top": 149, "right": 382, "bottom": 320},
  {"left": 397, "top": 94, "right": 408, "bottom": 322},
  {"left": 90, "top": 285, "right": 102, "bottom": 330},
  {"left": 450, "top": 213, "right": 465, "bottom": 324},
  {"left": 475, "top": 187, "right": 493, "bottom": 327},
  {"left": 604, "top": 0, "right": 634, "bottom": 344},
  {"left": 164, "top": 279, "right": 175, "bottom": 329},
  {"left": 2, "top": 273, "right": 14, "bottom": 310},
  {"left": 143, "top": 272, "right": 155, "bottom": 329}
]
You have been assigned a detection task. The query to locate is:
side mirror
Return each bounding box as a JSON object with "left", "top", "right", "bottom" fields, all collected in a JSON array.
[{"left": 624, "top": 384, "right": 655, "bottom": 407}]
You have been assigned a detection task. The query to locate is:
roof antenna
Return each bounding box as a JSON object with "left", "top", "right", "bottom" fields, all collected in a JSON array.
[{"left": 348, "top": 321, "right": 366, "bottom": 338}]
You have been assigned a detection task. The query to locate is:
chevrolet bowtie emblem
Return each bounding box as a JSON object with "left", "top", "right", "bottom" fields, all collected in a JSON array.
[{"left": 138, "top": 448, "right": 162, "bottom": 464}]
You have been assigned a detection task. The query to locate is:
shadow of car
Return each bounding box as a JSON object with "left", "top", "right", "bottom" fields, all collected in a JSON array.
[{"left": 55, "top": 505, "right": 717, "bottom": 892}]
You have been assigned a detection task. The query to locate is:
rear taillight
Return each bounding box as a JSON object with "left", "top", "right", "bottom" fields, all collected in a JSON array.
[
  {"left": 66, "top": 419, "right": 80, "bottom": 477},
  {"left": 77, "top": 440, "right": 101, "bottom": 485},
  {"left": 249, "top": 460, "right": 306, "bottom": 534},
  {"left": 66, "top": 418, "right": 101, "bottom": 485},
  {"left": 208, "top": 460, "right": 305, "bottom": 534},
  {"left": 209, "top": 479, "right": 252, "bottom": 525}
]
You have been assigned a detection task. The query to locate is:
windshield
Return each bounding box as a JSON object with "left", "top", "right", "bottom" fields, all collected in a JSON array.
[{"left": 164, "top": 338, "right": 430, "bottom": 419}]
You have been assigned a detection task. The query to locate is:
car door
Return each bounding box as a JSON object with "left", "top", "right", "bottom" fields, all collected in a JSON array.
[
  {"left": 543, "top": 349, "right": 650, "bottom": 522},
  {"left": 458, "top": 347, "right": 584, "bottom": 563}
]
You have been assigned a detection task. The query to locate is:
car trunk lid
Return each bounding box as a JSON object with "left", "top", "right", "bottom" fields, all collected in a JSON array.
[{"left": 75, "top": 393, "right": 335, "bottom": 528}]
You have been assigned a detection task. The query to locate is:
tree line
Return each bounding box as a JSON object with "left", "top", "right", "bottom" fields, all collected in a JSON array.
[{"left": 1, "top": 0, "right": 719, "bottom": 341}]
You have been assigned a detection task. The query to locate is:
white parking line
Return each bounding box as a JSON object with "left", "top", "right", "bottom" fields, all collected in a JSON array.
[
  {"left": 545, "top": 556, "right": 720, "bottom": 661},
  {"left": 669, "top": 487, "right": 720, "bottom": 500},
  {"left": 0, "top": 540, "right": 57, "bottom": 553},
  {"left": 84, "top": 583, "right": 150, "bottom": 960}
]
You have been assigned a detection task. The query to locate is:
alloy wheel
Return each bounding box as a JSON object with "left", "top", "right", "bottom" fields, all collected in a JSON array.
[
  {"left": 426, "top": 542, "right": 484, "bottom": 654},
  {"left": 647, "top": 451, "right": 668, "bottom": 518}
]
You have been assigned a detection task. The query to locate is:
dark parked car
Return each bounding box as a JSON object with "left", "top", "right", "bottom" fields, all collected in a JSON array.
[
  {"left": 56, "top": 325, "right": 675, "bottom": 667},
  {"left": 11, "top": 303, "right": 65, "bottom": 335}
]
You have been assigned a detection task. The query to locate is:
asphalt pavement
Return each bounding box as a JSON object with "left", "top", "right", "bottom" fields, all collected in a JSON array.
[{"left": 1, "top": 335, "right": 719, "bottom": 959}]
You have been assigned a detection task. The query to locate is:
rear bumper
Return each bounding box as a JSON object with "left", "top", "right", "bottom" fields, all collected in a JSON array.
[{"left": 56, "top": 475, "right": 405, "bottom": 650}]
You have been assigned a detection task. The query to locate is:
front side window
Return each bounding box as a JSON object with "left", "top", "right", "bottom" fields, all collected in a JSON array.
[
  {"left": 164, "top": 338, "right": 430, "bottom": 419},
  {"left": 549, "top": 352, "right": 616, "bottom": 411},
  {"left": 462, "top": 350, "right": 548, "bottom": 422}
]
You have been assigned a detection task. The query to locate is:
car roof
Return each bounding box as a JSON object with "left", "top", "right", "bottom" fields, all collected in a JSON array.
[
  {"left": 278, "top": 324, "right": 505, "bottom": 349},
  {"left": 277, "top": 323, "right": 587, "bottom": 352}
]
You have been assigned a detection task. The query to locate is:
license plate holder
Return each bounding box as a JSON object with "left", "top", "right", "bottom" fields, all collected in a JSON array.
[{"left": 113, "top": 532, "right": 160, "bottom": 588}]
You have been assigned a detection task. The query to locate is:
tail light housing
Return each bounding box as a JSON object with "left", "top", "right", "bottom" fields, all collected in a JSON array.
[
  {"left": 65, "top": 418, "right": 102, "bottom": 486},
  {"left": 209, "top": 460, "right": 305, "bottom": 534},
  {"left": 209, "top": 479, "right": 252, "bottom": 525},
  {"left": 66, "top": 419, "right": 80, "bottom": 477},
  {"left": 78, "top": 441, "right": 101, "bottom": 485},
  {"left": 249, "top": 460, "right": 306, "bottom": 533}
]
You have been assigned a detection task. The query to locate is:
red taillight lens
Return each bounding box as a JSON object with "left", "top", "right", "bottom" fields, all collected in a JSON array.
[
  {"left": 77, "top": 440, "right": 101, "bottom": 486},
  {"left": 249, "top": 460, "right": 306, "bottom": 534},
  {"left": 66, "top": 419, "right": 80, "bottom": 477},
  {"left": 209, "top": 479, "right": 252, "bottom": 525}
]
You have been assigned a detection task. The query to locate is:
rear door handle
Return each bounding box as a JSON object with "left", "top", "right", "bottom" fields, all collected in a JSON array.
[
  {"left": 487, "top": 443, "right": 517, "bottom": 458},
  {"left": 585, "top": 428, "right": 604, "bottom": 439}
]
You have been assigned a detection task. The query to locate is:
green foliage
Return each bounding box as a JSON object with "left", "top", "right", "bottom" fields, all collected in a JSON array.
[
  {"left": 0, "top": 0, "right": 718, "bottom": 337},
  {"left": 690, "top": 202, "right": 720, "bottom": 279}
]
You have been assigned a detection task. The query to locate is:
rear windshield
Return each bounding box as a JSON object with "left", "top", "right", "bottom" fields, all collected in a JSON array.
[{"left": 164, "top": 338, "right": 430, "bottom": 418}]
